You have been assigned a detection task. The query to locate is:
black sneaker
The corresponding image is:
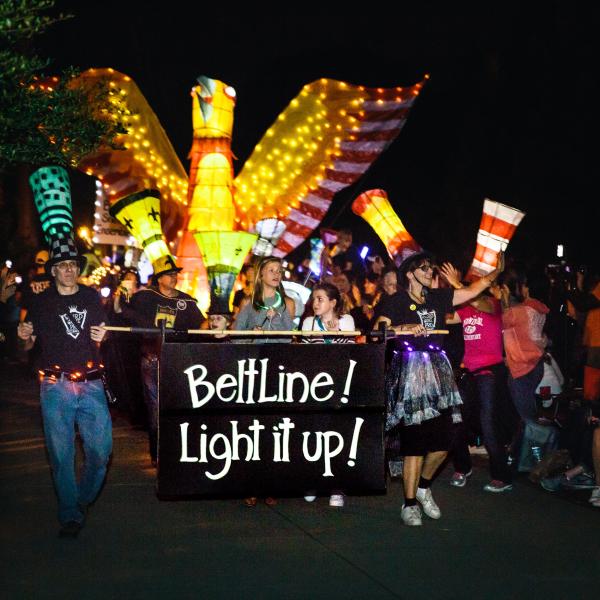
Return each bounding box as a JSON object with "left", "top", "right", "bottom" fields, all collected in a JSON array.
[{"left": 59, "top": 520, "right": 83, "bottom": 538}]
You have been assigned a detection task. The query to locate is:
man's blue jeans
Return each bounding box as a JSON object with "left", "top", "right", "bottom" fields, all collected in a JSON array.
[{"left": 40, "top": 378, "right": 113, "bottom": 525}]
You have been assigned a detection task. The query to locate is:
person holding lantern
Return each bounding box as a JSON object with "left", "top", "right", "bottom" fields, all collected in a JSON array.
[
  {"left": 374, "top": 250, "right": 504, "bottom": 527},
  {"left": 119, "top": 255, "right": 203, "bottom": 466}
]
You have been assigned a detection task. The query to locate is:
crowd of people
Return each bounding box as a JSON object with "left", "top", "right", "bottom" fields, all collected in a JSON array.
[{"left": 1, "top": 227, "right": 599, "bottom": 538}]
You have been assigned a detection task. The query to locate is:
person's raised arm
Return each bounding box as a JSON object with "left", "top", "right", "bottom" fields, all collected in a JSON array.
[{"left": 441, "top": 251, "right": 505, "bottom": 307}]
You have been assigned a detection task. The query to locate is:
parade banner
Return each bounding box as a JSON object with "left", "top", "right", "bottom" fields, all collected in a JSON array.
[{"left": 157, "top": 342, "right": 386, "bottom": 497}]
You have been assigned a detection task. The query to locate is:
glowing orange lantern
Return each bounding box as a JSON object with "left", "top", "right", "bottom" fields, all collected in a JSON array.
[{"left": 351, "top": 189, "right": 420, "bottom": 264}]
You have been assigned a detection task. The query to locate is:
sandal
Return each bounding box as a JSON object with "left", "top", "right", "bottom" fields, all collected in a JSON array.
[
  {"left": 264, "top": 497, "right": 277, "bottom": 506},
  {"left": 244, "top": 497, "right": 257, "bottom": 507}
]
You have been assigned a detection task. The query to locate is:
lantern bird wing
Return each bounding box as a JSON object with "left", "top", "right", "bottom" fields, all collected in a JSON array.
[
  {"left": 75, "top": 68, "right": 187, "bottom": 243},
  {"left": 233, "top": 77, "right": 427, "bottom": 257}
]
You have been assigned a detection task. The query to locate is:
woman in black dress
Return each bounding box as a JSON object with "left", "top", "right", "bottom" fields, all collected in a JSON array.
[{"left": 375, "top": 251, "right": 503, "bottom": 526}]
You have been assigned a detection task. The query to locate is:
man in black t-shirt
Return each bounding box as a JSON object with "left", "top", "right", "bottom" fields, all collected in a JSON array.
[
  {"left": 17, "top": 236, "right": 111, "bottom": 539},
  {"left": 119, "top": 255, "right": 203, "bottom": 466}
]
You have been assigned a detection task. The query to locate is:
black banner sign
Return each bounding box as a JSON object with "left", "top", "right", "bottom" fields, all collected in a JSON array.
[{"left": 157, "top": 343, "right": 386, "bottom": 497}]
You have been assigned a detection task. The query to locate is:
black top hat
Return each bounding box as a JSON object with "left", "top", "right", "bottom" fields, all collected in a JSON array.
[
  {"left": 206, "top": 294, "right": 233, "bottom": 317},
  {"left": 45, "top": 235, "right": 87, "bottom": 275},
  {"left": 397, "top": 250, "right": 434, "bottom": 275}
]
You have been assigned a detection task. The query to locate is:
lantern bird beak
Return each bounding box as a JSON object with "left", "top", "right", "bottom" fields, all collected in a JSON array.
[{"left": 195, "top": 75, "right": 215, "bottom": 123}]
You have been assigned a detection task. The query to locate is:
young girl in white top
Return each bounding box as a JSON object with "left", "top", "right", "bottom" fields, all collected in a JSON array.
[
  {"left": 301, "top": 282, "right": 355, "bottom": 507},
  {"left": 301, "top": 282, "right": 355, "bottom": 344}
]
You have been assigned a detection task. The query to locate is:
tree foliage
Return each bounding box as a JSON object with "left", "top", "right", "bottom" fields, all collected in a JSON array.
[{"left": 0, "top": 0, "right": 127, "bottom": 171}]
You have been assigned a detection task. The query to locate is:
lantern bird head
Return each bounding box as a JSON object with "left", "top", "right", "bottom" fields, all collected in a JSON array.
[{"left": 192, "top": 76, "right": 236, "bottom": 139}]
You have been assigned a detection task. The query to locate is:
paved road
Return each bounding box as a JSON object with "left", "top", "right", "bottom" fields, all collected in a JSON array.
[{"left": 1, "top": 363, "right": 598, "bottom": 600}]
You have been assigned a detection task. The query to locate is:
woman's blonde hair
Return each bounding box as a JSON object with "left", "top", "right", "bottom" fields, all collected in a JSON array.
[{"left": 251, "top": 257, "right": 289, "bottom": 311}]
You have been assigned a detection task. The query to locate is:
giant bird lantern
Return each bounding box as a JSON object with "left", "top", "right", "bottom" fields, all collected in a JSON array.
[
  {"left": 466, "top": 198, "right": 525, "bottom": 280},
  {"left": 177, "top": 76, "right": 242, "bottom": 310},
  {"left": 352, "top": 189, "right": 421, "bottom": 265},
  {"left": 75, "top": 70, "right": 426, "bottom": 308}
]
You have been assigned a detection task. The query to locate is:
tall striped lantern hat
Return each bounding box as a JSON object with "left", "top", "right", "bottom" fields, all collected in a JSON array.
[
  {"left": 29, "top": 166, "right": 73, "bottom": 242},
  {"left": 108, "top": 188, "right": 176, "bottom": 276},
  {"left": 351, "top": 189, "right": 421, "bottom": 266},
  {"left": 193, "top": 230, "right": 257, "bottom": 314},
  {"left": 466, "top": 198, "right": 526, "bottom": 280}
]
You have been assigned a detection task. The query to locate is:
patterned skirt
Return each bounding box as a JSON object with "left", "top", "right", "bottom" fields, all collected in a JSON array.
[{"left": 385, "top": 349, "right": 462, "bottom": 428}]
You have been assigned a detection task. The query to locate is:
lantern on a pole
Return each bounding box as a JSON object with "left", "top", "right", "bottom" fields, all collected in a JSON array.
[
  {"left": 109, "top": 189, "right": 176, "bottom": 273},
  {"left": 466, "top": 198, "right": 525, "bottom": 280},
  {"left": 193, "top": 231, "right": 257, "bottom": 313},
  {"left": 252, "top": 218, "right": 286, "bottom": 257},
  {"left": 29, "top": 166, "right": 73, "bottom": 242},
  {"left": 352, "top": 189, "right": 420, "bottom": 265}
]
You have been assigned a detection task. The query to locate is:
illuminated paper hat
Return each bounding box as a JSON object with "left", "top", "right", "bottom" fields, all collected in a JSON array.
[
  {"left": 44, "top": 234, "right": 87, "bottom": 275},
  {"left": 351, "top": 189, "right": 420, "bottom": 266},
  {"left": 108, "top": 189, "right": 177, "bottom": 273},
  {"left": 252, "top": 218, "right": 286, "bottom": 257},
  {"left": 29, "top": 166, "right": 73, "bottom": 242},
  {"left": 193, "top": 231, "right": 257, "bottom": 313},
  {"left": 467, "top": 198, "right": 525, "bottom": 280},
  {"left": 151, "top": 255, "right": 182, "bottom": 282}
]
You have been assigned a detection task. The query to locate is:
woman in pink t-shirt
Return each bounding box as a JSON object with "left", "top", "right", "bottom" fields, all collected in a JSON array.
[{"left": 445, "top": 269, "right": 515, "bottom": 493}]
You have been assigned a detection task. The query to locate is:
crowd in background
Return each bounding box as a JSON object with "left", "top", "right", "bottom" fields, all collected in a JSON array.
[{"left": 1, "top": 227, "right": 599, "bottom": 512}]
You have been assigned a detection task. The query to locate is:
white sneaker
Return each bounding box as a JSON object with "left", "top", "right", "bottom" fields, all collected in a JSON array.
[
  {"left": 589, "top": 486, "right": 600, "bottom": 506},
  {"left": 329, "top": 494, "right": 345, "bottom": 507},
  {"left": 416, "top": 487, "right": 441, "bottom": 519},
  {"left": 304, "top": 495, "right": 317, "bottom": 502},
  {"left": 401, "top": 504, "right": 422, "bottom": 526}
]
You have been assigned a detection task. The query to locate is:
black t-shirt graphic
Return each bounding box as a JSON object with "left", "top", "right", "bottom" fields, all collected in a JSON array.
[
  {"left": 377, "top": 288, "right": 453, "bottom": 351},
  {"left": 28, "top": 285, "right": 107, "bottom": 371}
]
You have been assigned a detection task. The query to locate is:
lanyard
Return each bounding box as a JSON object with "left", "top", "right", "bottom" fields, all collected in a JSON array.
[{"left": 315, "top": 316, "right": 334, "bottom": 344}]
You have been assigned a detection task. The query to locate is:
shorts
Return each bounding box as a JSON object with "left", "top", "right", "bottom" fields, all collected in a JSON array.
[{"left": 399, "top": 409, "right": 452, "bottom": 456}]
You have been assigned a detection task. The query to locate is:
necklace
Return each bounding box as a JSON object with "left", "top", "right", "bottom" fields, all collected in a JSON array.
[
  {"left": 408, "top": 289, "right": 425, "bottom": 304},
  {"left": 256, "top": 290, "right": 283, "bottom": 311}
]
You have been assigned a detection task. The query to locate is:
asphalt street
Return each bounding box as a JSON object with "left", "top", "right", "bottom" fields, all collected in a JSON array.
[{"left": 1, "top": 362, "right": 598, "bottom": 600}]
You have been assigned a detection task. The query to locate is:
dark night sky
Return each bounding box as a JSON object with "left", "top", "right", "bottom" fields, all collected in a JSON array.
[{"left": 37, "top": 2, "right": 597, "bottom": 271}]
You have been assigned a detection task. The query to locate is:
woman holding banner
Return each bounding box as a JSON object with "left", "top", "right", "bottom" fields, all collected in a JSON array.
[
  {"left": 234, "top": 256, "right": 295, "bottom": 506},
  {"left": 301, "top": 282, "right": 355, "bottom": 507},
  {"left": 233, "top": 257, "right": 296, "bottom": 342},
  {"left": 374, "top": 251, "right": 504, "bottom": 526}
]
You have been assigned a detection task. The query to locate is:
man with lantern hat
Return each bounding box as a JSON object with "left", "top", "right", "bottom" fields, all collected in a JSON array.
[
  {"left": 17, "top": 235, "right": 112, "bottom": 539},
  {"left": 118, "top": 254, "right": 204, "bottom": 466}
]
